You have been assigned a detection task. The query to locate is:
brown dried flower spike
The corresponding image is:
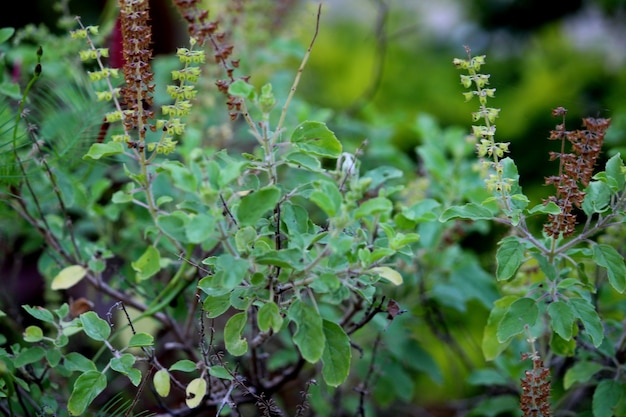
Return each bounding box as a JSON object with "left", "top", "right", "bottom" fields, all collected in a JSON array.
[
  {"left": 520, "top": 352, "right": 551, "bottom": 417},
  {"left": 543, "top": 107, "right": 610, "bottom": 238},
  {"left": 118, "top": 0, "right": 156, "bottom": 141}
]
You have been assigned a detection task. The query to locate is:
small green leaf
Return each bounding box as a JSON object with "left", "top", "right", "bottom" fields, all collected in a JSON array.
[
  {"left": 128, "top": 332, "right": 154, "bottom": 347},
  {"left": 547, "top": 301, "right": 575, "bottom": 340},
  {"left": 570, "top": 298, "right": 604, "bottom": 347},
  {"left": 593, "top": 380, "right": 624, "bottom": 417},
  {"left": 169, "top": 359, "right": 198, "bottom": 372},
  {"left": 496, "top": 297, "right": 538, "bottom": 343},
  {"left": 131, "top": 246, "right": 161, "bottom": 281},
  {"left": 582, "top": 181, "right": 612, "bottom": 215},
  {"left": 354, "top": 197, "right": 392, "bottom": 220},
  {"left": 257, "top": 302, "right": 283, "bottom": 333},
  {"left": 22, "top": 305, "right": 55, "bottom": 323},
  {"left": 202, "top": 293, "right": 232, "bottom": 318},
  {"left": 209, "top": 365, "right": 233, "bottom": 380},
  {"left": 23, "top": 326, "right": 44, "bottom": 343},
  {"left": 79, "top": 311, "right": 111, "bottom": 341},
  {"left": 310, "top": 180, "right": 342, "bottom": 217},
  {"left": 83, "top": 142, "right": 124, "bottom": 160},
  {"left": 68, "top": 371, "right": 107, "bottom": 416},
  {"left": 153, "top": 369, "right": 171, "bottom": 397},
  {"left": 51, "top": 265, "right": 87, "bottom": 290},
  {"left": 64, "top": 352, "right": 97, "bottom": 372},
  {"left": 110, "top": 353, "right": 141, "bottom": 385},
  {"left": 185, "top": 377, "right": 207, "bottom": 408},
  {"left": 321, "top": 320, "right": 351, "bottom": 387},
  {"left": 288, "top": 300, "right": 325, "bottom": 363},
  {"left": 604, "top": 153, "right": 625, "bottom": 191},
  {"left": 563, "top": 361, "right": 604, "bottom": 389},
  {"left": 291, "top": 121, "right": 342, "bottom": 158},
  {"left": 224, "top": 312, "right": 248, "bottom": 356},
  {"left": 0, "top": 27, "right": 15, "bottom": 44},
  {"left": 439, "top": 203, "right": 495, "bottom": 222},
  {"left": 228, "top": 79, "right": 255, "bottom": 99},
  {"left": 495, "top": 236, "right": 525, "bottom": 281},
  {"left": 593, "top": 244, "right": 626, "bottom": 293},
  {"left": 156, "top": 211, "right": 190, "bottom": 242},
  {"left": 527, "top": 201, "right": 561, "bottom": 215},
  {"left": 14, "top": 346, "right": 45, "bottom": 367},
  {"left": 256, "top": 248, "right": 308, "bottom": 271},
  {"left": 236, "top": 186, "right": 281, "bottom": 226},
  {"left": 186, "top": 213, "right": 215, "bottom": 244}
]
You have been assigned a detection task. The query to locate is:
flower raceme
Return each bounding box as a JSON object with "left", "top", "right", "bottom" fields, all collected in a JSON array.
[{"left": 543, "top": 107, "right": 610, "bottom": 238}]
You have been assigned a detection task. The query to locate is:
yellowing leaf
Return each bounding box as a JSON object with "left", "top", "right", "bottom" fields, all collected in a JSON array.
[
  {"left": 51, "top": 265, "right": 87, "bottom": 290},
  {"left": 153, "top": 369, "right": 171, "bottom": 397},
  {"left": 371, "top": 266, "right": 403, "bottom": 286},
  {"left": 185, "top": 377, "right": 207, "bottom": 408}
]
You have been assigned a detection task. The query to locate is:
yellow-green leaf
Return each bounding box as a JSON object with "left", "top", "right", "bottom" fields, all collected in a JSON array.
[
  {"left": 51, "top": 265, "right": 87, "bottom": 290},
  {"left": 370, "top": 266, "right": 403, "bottom": 286},
  {"left": 185, "top": 377, "right": 207, "bottom": 408},
  {"left": 153, "top": 369, "right": 171, "bottom": 397}
]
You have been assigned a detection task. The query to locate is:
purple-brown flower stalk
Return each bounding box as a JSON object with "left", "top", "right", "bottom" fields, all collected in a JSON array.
[{"left": 543, "top": 107, "right": 610, "bottom": 238}]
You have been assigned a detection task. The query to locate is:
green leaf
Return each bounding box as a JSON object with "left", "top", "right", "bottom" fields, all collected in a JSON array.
[
  {"left": 68, "top": 371, "right": 107, "bottom": 416},
  {"left": 354, "top": 197, "right": 392, "bottom": 220},
  {"left": 593, "top": 244, "right": 626, "bottom": 293},
  {"left": 79, "top": 311, "right": 111, "bottom": 341},
  {"left": 236, "top": 186, "right": 281, "bottom": 226},
  {"left": 527, "top": 201, "right": 561, "bottom": 215},
  {"left": 563, "top": 361, "right": 604, "bottom": 389},
  {"left": 285, "top": 151, "right": 321, "bottom": 171},
  {"left": 186, "top": 213, "right": 215, "bottom": 243},
  {"left": 131, "top": 246, "right": 161, "bottom": 281},
  {"left": 495, "top": 236, "right": 525, "bottom": 281},
  {"left": 582, "top": 181, "right": 611, "bottom": 215},
  {"left": 22, "top": 305, "right": 55, "bottom": 323},
  {"left": 185, "top": 377, "right": 207, "bottom": 409},
  {"left": 0, "top": 27, "right": 15, "bottom": 44},
  {"left": 288, "top": 300, "right": 325, "bottom": 363},
  {"left": 83, "top": 142, "right": 124, "bottom": 160},
  {"left": 128, "top": 332, "right": 154, "bottom": 348},
  {"left": 213, "top": 254, "right": 249, "bottom": 290},
  {"left": 224, "top": 312, "right": 248, "bottom": 356},
  {"left": 169, "top": 359, "right": 197, "bottom": 372},
  {"left": 604, "top": 153, "right": 625, "bottom": 191},
  {"left": 51, "top": 265, "right": 87, "bottom": 290},
  {"left": 257, "top": 302, "right": 283, "bottom": 333},
  {"left": 23, "top": 325, "right": 44, "bottom": 342},
  {"left": 496, "top": 297, "right": 538, "bottom": 343},
  {"left": 159, "top": 160, "right": 197, "bottom": 193},
  {"left": 547, "top": 301, "right": 575, "bottom": 340},
  {"left": 291, "top": 121, "right": 342, "bottom": 158},
  {"left": 321, "top": 320, "right": 351, "bottom": 387},
  {"left": 483, "top": 296, "right": 519, "bottom": 360},
  {"left": 109, "top": 353, "right": 141, "bottom": 386},
  {"left": 310, "top": 180, "right": 342, "bottom": 217},
  {"left": 256, "top": 248, "right": 309, "bottom": 271},
  {"left": 153, "top": 369, "right": 171, "bottom": 397},
  {"left": 64, "top": 352, "right": 97, "bottom": 372},
  {"left": 228, "top": 79, "right": 255, "bottom": 99},
  {"left": 570, "top": 298, "right": 604, "bottom": 347},
  {"left": 439, "top": 203, "right": 495, "bottom": 222},
  {"left": 156, "top": 211, "right": 190, "bottom": 242},
  {"left": 209, "top": 365, "right": 233, "bottom": 380},
  {"left": 14, "top": 347, "right": 45, "bottom": 367},
  {"left": 202, "top": 293, "right": 232, "bottom": 318},
  {"left": 593, "top": 380, "right": 624, "bottom": 417}
]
